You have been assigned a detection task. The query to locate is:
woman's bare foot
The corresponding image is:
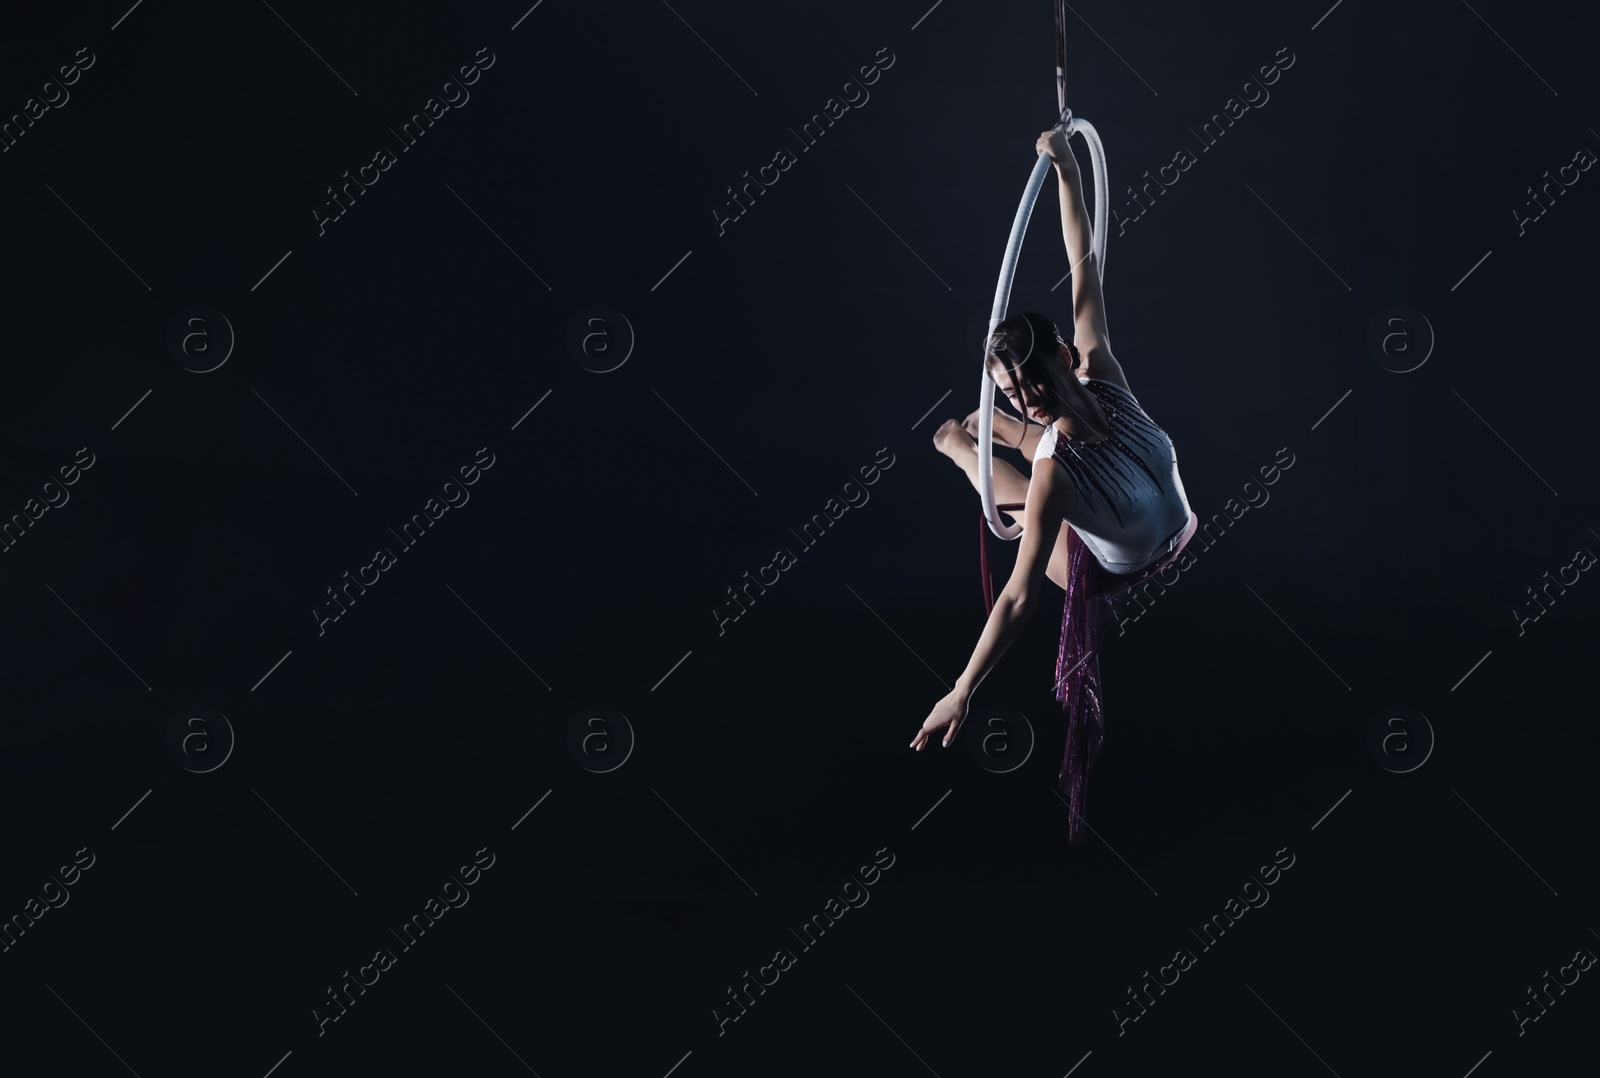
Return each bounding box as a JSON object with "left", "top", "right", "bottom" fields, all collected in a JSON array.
[
  {"left": 963, "top": 406, "right": 1025, "bottom": 448},
  {"left": 933, "top": 417, "right": 974, "bottom": 459}
]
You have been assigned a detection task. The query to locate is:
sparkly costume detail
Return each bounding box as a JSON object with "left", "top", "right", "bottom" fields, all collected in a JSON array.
[{"left": 1033, "top": 378, "right": 1192, "bottom": 574}]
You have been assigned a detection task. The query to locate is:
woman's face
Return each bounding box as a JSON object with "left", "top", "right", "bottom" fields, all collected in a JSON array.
[{"left": 989, "top": 360, "right": 1055, "bottom": 424}]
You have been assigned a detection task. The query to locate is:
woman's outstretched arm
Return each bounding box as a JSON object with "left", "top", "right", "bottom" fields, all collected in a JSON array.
[
  {"left": 910, "top": 462, "right": 1073, "bottom": 750},
  {"left": 1037, "top": 127, "right": 1111, "bottom": 354}
]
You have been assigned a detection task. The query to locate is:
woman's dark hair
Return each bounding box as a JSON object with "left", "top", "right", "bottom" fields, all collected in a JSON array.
[{"left": 986, "top": 311, "right": 1079, "bottom": 421}]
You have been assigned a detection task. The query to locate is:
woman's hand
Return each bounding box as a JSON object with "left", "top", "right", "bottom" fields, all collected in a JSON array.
[
  {"left": 910, "top": 688, "right": 971, "bottom": 751},
  {"left": 1036, "top": 125, "right": 1075, "bottom": 171}
]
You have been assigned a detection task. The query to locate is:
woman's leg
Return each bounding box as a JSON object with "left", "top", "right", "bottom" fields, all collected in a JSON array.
[
  {"left": 934, "top": 419, "right": 1073, "bottom": 591},
  {"left": 963, "top": 405, "right": 1048, "bottom": 460}
]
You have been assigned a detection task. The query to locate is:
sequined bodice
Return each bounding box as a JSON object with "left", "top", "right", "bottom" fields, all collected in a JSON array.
[{"left": 1034, "top": 378, "right": 1191, "bottom": 573}]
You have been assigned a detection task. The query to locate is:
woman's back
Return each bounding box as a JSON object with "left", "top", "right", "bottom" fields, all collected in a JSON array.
[{"left": 1033, "top": 375, "right": 1192, "bottom": 575}]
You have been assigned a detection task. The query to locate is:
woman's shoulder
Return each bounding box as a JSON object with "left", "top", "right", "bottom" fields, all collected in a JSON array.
[
  {"left": 1031, "top": 422, "right": 1059, "bottom": 461},
  {"left": 1080, "top": 344, "right": 1131, "bottom": 392}
]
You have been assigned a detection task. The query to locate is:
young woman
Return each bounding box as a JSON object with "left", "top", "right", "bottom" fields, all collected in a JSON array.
[{"left": 910, "top": 123, "right": 1198, "bottom": 844}]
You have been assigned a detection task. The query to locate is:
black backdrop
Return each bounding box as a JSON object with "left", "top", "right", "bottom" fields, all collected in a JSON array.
[{"left": 2, "top": 1, "right": 1596, "bottom": 1075}]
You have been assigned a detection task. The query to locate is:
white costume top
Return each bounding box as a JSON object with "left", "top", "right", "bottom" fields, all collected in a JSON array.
[{"left": 1033, "top": 377, "right": 1193, "bottom": 574}]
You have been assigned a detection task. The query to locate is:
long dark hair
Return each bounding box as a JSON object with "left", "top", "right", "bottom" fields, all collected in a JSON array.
[{"left": 986, "top": 311, "right": 1079, "bottom": 425}]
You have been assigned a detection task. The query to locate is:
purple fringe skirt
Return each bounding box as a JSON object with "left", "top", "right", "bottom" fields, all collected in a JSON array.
[{"left": 1054, "top": 513, "right": 1197, "bottom": 845}]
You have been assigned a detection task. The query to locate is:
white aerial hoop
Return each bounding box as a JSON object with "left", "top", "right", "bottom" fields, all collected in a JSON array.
[{"left": 977, "top": 7, "right": 1111, "bottom": 542}]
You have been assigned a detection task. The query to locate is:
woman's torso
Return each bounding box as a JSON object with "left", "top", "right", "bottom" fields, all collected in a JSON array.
[{"left": 1033, "top": 374, "right": 1192, "bottom": 575}]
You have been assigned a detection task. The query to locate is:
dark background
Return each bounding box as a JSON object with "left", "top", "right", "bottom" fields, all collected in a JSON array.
[{"left": 1, "top": 1, "right": 1595, "bottom": 1075}]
